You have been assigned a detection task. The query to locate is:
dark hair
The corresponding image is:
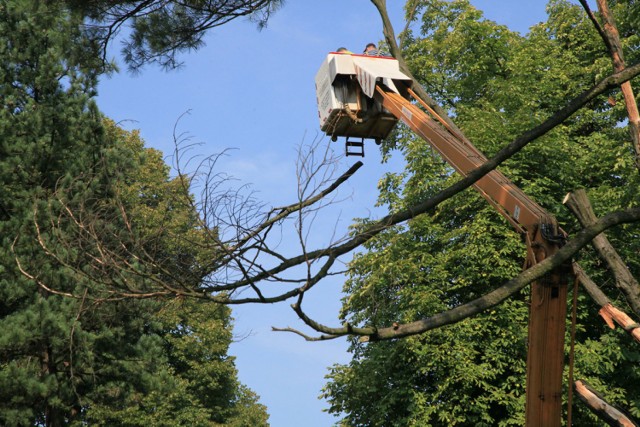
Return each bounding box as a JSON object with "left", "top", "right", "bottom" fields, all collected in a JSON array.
[
  {"left": 336, "top": 47, "right": 348, "bottom": 52},
  {"left": 366, "top": 43, "right": 376, "bottom": 49}
]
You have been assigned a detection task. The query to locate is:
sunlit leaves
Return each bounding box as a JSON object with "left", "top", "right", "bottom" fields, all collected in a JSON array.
[{"left": 326, "top": 0, "right": 640, "bottom": 424}]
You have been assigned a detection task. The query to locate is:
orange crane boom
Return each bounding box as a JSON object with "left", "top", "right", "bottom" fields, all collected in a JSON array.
[
  {"left": 374, "top": 83, "right": 569, "bottom": 426},
  {"left": 315, "top": 53, "right": 571, "bottom": 425}
]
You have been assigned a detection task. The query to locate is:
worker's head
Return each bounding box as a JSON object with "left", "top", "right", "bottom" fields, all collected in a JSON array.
[
  {"left": 336, "top": 47, "right": 349, "bottom": 53},
  {"left": 364, "top": 43, "right": 377, "bottom": 52}
]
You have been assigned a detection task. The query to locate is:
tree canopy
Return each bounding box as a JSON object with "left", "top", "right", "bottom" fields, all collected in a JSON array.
[
  {"left": 0, "top": 2, "right": 267, "bottom": 425},
  {"left": 6, "top": 0, "right": 640, "bottom": 425}
]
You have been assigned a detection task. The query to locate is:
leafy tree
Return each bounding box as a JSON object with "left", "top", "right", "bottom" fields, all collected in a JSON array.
[
  {"left": 323, "top": 0, "right": 640, "bottom": 424},
  {"left": 155, "top": 298, "right": 269, "bottom": 427},
  {"left": 0, "top": 2, "right": 267, "bottom": 425},
  {"left": 83, "top": 121, "right": 270, "bottom": 427}
]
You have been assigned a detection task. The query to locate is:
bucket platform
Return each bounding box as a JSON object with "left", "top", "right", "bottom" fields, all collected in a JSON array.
[{"left": 315, "top": 52, "right": 412, "bottom": 145}]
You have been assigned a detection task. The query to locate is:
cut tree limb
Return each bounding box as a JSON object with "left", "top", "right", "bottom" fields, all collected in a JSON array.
[
  {"left": 572, "top": 263, "right": 640, "bottom": 344},
  {"left": 575, "top": 380, "right": 638, "bottom": 426},
  {"left": 563, "top": 189, "right": 640, "bottom": 314}
]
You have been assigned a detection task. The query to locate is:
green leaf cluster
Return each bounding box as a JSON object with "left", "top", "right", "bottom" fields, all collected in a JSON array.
[{"left": 325, "top": 1, "right": 640, "bottom": 425}]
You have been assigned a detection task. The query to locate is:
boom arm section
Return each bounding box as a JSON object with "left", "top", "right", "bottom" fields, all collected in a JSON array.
[
  {"left": 374, "top": 84, "right": 550, "bottom": 234},
  {"left": 374, "top": 83, "right": 570, "bottom": 426}
]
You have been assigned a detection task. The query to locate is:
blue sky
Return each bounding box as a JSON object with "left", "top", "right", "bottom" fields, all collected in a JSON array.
[{"left": 96, "top": 1, "right": 564, "bottom": 425}]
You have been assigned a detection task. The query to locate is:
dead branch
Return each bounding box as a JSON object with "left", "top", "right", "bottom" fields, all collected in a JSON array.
[
  {"left": 575, "top": 380, "right": 638, "bottom": 426},
  {"left": 18, "top": 57, "right": 640, "bottom": 308},
  {"left": 276, "top": 206, "right": 640, "bottom": 341},
  {"left": 270, "top": 326, "right": 338, "bottom": 342},
  {"left": 16, "top": 134, "right": 362, "bottom": 305},
  {"left": 16, "top": 0, "right": 640, "bottom": 327}
]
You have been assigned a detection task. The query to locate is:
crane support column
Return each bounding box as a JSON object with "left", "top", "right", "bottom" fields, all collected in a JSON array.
[{"left": 525, "top": 223, "right": 570, "bottom": 426}]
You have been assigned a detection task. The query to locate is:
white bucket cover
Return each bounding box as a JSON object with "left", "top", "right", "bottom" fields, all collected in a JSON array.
[{"left": 352, "top": 56, "right": 410, "bottom": 98}]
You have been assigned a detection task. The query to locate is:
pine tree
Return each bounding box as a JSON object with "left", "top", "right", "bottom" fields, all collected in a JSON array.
[
  {"left": 0, "top": 2, "right": 110, "bottom": 424},
  {"left": 0, "top": 2, "right": 268, "bottom": 426}
]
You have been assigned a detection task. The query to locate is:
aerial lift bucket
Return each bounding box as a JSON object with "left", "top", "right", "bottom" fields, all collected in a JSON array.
[{"left": 315, "top": 52, "right": 412, "bottom": 155}]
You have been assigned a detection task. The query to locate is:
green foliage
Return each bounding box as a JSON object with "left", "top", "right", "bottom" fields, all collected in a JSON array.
[
  {"left": 63, "top": 0, "right": 285, "bottom": 71},
  {"left": 160, "top": 299, "right": 268, "bottom": 427},
  {"left": 104, "top": 119, "right": 212, "bottom": 291},
  {"left": 82, "top": 299, "right": 269, "bottom": 427},
  {"left": 325, "top": 1, "right": 640, "bottom": 425},
  {"left": 0, "top": 3, "right": 268, "bottom": 426},
  {"left": 77, "top": 121, "right": 269, "bottom": 426}
]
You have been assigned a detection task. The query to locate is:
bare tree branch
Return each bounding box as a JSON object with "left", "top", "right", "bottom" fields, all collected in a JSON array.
[
  {"left": 18, "top": 58, "right": 640, "bottom": 309},
  {"left": 276, "top": 206, "right": 640, "bottom": 341},
  {"left": 270, "top": 326, "right": 338, "bottom": 342}
]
